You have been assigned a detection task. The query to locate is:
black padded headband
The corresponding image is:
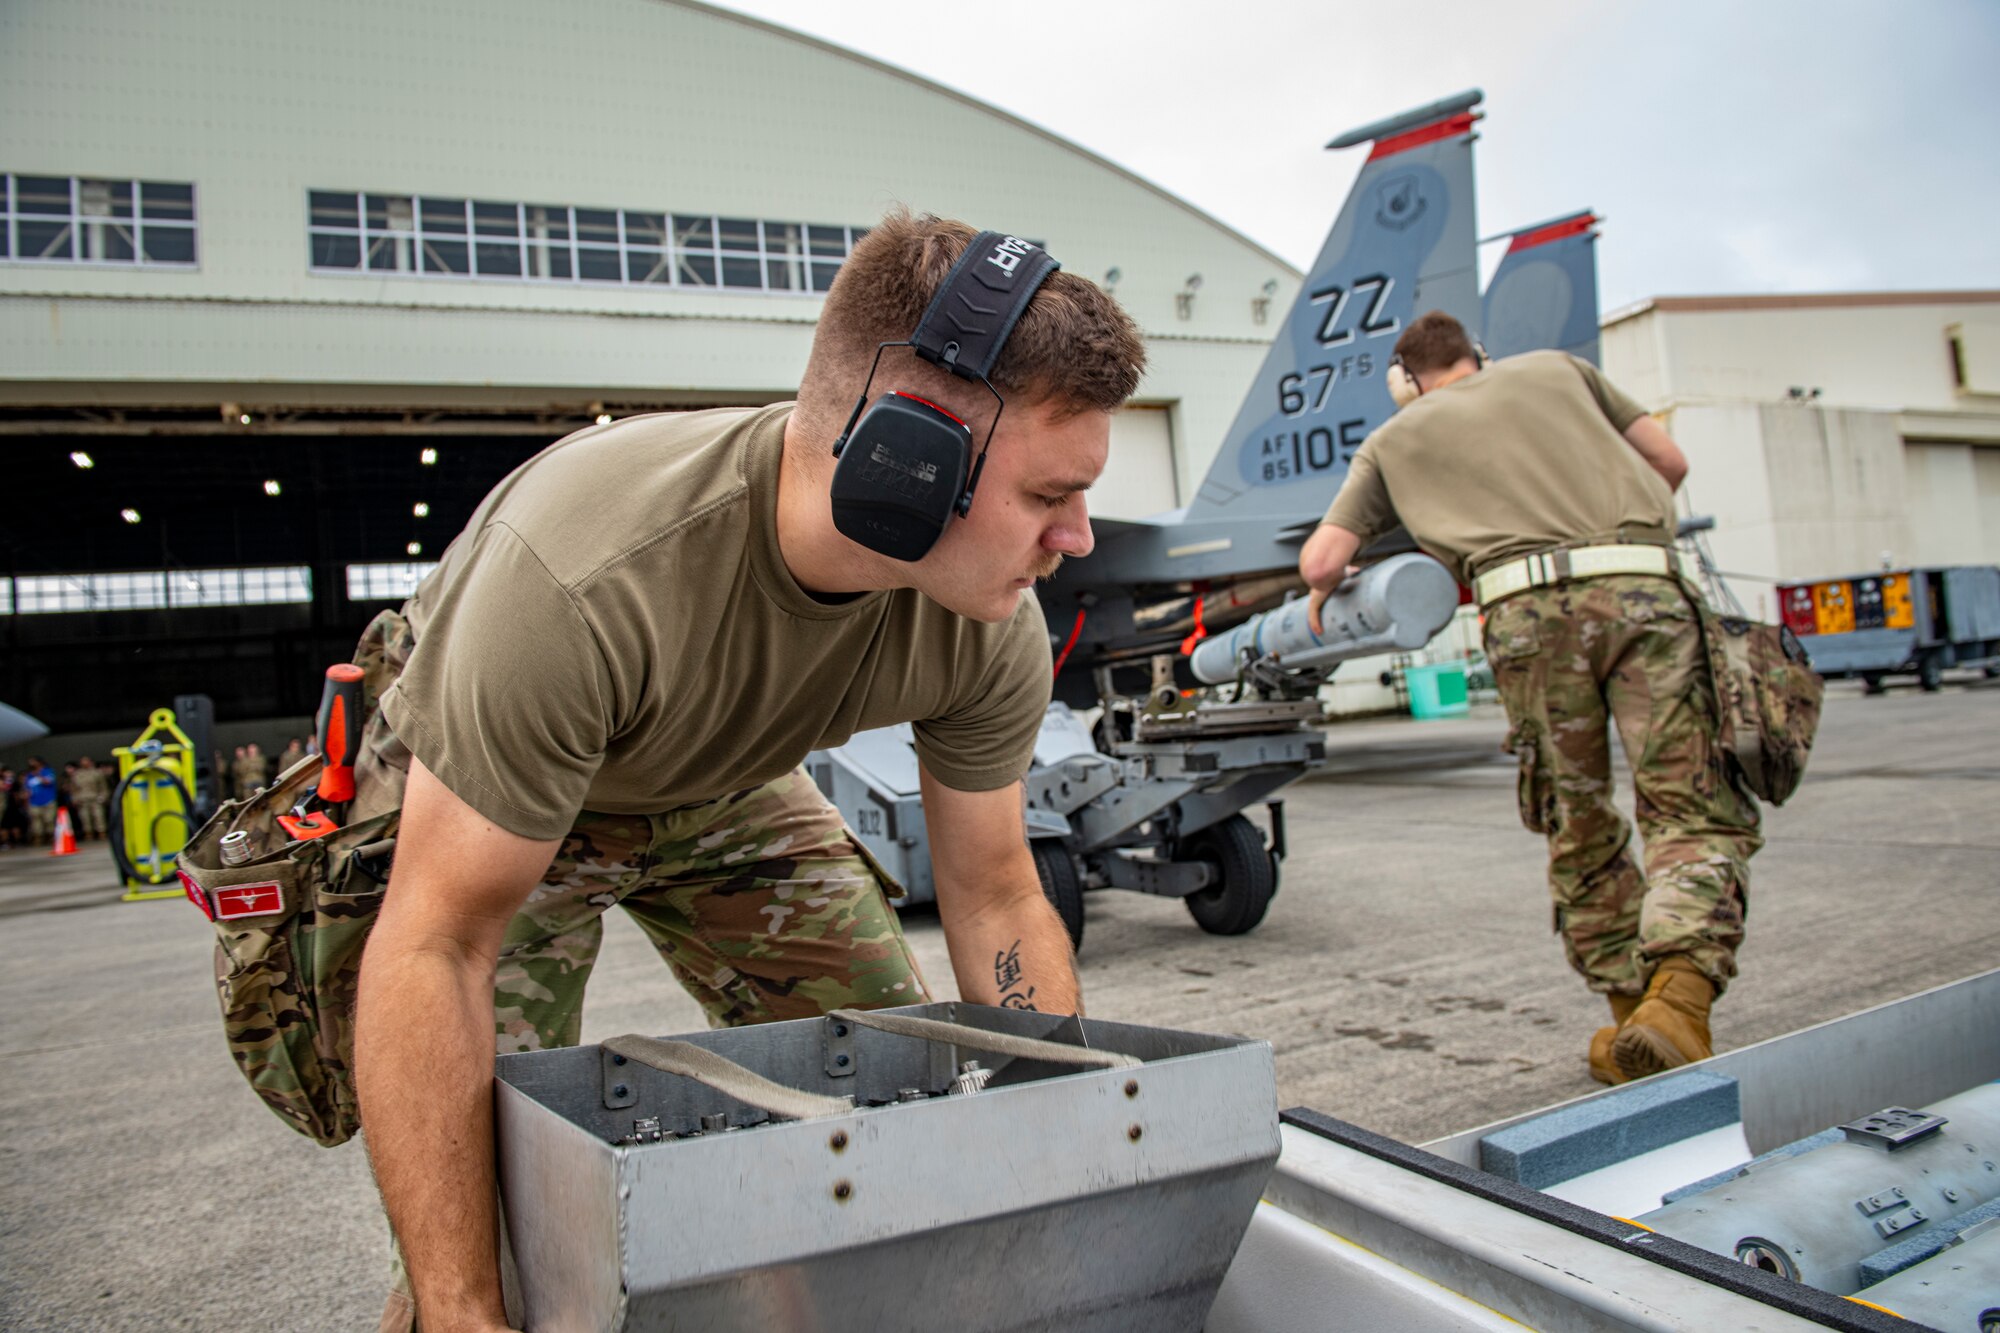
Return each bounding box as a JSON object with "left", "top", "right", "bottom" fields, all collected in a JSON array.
[{"left": 910, "top": 231, "right": 1060, "bottom": 382}]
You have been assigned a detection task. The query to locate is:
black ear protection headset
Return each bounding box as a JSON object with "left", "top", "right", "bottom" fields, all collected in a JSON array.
[
  {"left": 828, "top": 230, "right": 1060, "bottom": 562},
  {"left": 1385, "top": 336, "right": 1490, "bottom": 409}
]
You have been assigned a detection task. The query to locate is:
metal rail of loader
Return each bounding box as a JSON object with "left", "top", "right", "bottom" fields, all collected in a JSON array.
[{"left": 810, "top": 553, "right": 1459, "bottom": 950}]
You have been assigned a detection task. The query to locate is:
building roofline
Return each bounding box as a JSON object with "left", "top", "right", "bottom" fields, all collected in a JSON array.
[
  {"left": 1604, "top": 290, "right": 2000, "bottom": 329},
  {"left": 668, "top": 0, "right": 1303, "bottom": 278}
]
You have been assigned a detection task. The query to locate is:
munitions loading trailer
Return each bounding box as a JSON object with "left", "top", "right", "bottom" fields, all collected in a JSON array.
[
  {"left": 807, "top": 700, "right": 1325, "bottom": 949},
  {"left": 808, "top": 554, "right": 1461, "bottom": 949},
  {"left": 1207, "top": 968, "right": 2000, "bottom": 1333}
]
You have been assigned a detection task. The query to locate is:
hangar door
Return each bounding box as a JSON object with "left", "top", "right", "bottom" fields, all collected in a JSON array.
[
  {"left": 1094, "top": 406, "right": 1179, "bottom": 521},
  {"left": 1982, "top": 447, "right": 2000, "bottom": 561},
  {"left": 1903, "top": 440, "right": 2000, "bottom": 566}
]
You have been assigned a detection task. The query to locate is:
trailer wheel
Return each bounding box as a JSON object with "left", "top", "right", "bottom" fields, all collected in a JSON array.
[
  {"left": 1179, "top": 814, "right": 1275, "bottom": 936},
  {"left": 1031, "top": 841, "right": 1085, "bottom": 951},
  {"left": 1919, "top": 652, "right": 1944, "bottom": 692},
  {"left": 1861, "top": 672, "right": 1887, "bottom": 696}
]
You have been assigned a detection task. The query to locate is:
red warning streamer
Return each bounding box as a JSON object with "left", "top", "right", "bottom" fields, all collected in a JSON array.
[
  {"left": 1052, "top": 607, "right": 1086, "bottom": 677},
  {"left": 1179, "top": 595, "right": 1208, "bottom": 657}
]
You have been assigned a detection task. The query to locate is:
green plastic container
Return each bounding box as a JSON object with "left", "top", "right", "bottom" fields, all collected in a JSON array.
[{"left": 1405, "top": 661, "right": 1470, "bottom": 720}]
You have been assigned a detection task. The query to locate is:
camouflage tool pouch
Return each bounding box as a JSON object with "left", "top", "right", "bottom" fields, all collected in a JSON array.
[
  {"left": 1693, "top": 600, "right": 1824, "bottom": 806},
  {"left": 178, "top": 754, "right": 397, "bottom": 1147}
]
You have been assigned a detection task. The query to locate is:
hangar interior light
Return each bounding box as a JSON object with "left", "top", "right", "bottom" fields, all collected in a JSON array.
[
  {"left": 347, "top": 562, "right": 438, "bottom": 601},
  {"left": 2, "top": 566, "right": 312, "bottom": 614}
]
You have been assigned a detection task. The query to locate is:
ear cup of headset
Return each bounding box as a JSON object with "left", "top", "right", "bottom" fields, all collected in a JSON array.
[
  {"left": 1386, "top": 358, "right": 1422, "bottom": 409},
  {"left": 826, "top": 229, "right": 1059, "bottom": 561},
  {"left": 829, "top": 392, "right": 973, "bottom": 562}
]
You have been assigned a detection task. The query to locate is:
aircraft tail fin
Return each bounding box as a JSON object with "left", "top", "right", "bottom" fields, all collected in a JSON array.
[
  {"left": 1183, "top": 90, "right": 1485, "bottom": 524},
  {"left": 1480, "top": 210, "right": 1602, "bottom": 365}
]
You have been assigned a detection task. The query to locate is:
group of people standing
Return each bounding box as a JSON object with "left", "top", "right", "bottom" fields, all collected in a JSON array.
[
  {"left": 0, "top": 755, "right": 111, "bottom": 848},
  {"left": 0, "top": 737, "right": 312, "bottom": 851},
  {"left": 213, "top": 738, "right": 310, "bottom": 802},
  {"left": 213, "top": 740, "right": 288, "bottom": 799}
]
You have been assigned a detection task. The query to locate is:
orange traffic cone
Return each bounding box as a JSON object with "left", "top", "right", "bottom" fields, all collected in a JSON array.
[{"left": 51, "top": 808, "right": 78, "bottom": 856}]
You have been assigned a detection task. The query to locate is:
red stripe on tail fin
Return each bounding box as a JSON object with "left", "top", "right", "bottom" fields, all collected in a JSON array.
[{"left": 1368, "top": 111, "right": 1481, "bottom": 161}]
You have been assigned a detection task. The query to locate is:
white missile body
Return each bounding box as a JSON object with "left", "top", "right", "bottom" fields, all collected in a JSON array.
[{"left": 1188, "top": 552, "right": 1460, "bottom": 684}]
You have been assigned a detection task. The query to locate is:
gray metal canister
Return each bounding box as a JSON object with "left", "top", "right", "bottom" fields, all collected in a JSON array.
[
  {"left": 218, "top": 830, "right": 252, "bottom": 866},
  {"left": 1853, "top": 1216, "right": 2000, "bottom": 1332},
  {"left": 1188, "top": 552, "right": 1458, "bottom": 685},
  {"left": 1638, "top": 1083, "right": 2000, "bottom": 1295}
]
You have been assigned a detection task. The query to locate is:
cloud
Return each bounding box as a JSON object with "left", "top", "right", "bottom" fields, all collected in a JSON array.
[{"left": 714, "top": 0, "right": 2000, "bottom": 300}]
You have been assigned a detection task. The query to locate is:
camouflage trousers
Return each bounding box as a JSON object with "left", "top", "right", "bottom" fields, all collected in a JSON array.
[
  {"left": 349, "top": 606, "right": 931, "bottom": 1047},
  {"left": 1483, "top": 575, "right": 1762, "bottom": 997}
]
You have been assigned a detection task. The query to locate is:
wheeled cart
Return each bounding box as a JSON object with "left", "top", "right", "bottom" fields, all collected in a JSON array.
[
  {"left": 1780, "top": 564, "right": 2000, "bottom": 692},
  {"left": 809, "top": 700, "right": 1317, "bottom": 951}
]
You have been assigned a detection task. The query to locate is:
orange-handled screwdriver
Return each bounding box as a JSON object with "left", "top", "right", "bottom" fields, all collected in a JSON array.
[{"left": 315, "top": 663, "right": 365, "bottom": 807}]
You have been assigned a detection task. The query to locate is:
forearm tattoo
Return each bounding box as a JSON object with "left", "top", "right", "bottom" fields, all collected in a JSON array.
[{"left": 993, "top": 939, "right": 1039, "bottom": 1011}]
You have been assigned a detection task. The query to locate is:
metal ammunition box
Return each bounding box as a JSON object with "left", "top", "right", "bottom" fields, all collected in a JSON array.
[{"left": 494, "top": 1004, "right": 1278, "bottom": 1332}]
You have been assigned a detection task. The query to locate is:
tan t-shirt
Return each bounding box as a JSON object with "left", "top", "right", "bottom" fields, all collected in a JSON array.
[
  {"left": 381, "top": 404, "right": 1052, "bottom": 840},
  {"left": 1322, "top": 351, "right": 1673, "bottom": 584}
]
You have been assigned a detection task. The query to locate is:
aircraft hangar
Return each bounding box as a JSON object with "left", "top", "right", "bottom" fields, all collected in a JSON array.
[
  {"left": 1600, "top": 291, "right": 2000, "bottom": 619},
  {"left": 1, "top": 0, "right": 1303, "bottom": 737}
]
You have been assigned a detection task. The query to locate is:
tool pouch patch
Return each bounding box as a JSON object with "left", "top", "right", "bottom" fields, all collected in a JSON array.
[
  {"left": 179, "top": 754, "right": 398, "bottom": 1147},
  {"left": 1692, "top": 600, "right": 1824, "bottom": 806}
]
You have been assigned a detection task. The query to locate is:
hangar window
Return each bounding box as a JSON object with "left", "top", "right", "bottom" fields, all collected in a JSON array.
[
  {"left": 524, "top": 205, "right": 572, "bottom": 279},
  {"left": 345, "top": 562, "right": 439, "bottom": 601},
  {"left": 5, "top": 565, "right": 311, "bottom": 615},
  {"left": 574, "top": 208, "right": 624, "bottom": 282},
  {"left": 3, "top": 174, "right": 198, "bottom": 267},
  {"left": 307, "top": 188, "right": 861, "bottom": 295},
  {"left": 673, "top": 213, "right": 718, "bottom": 286}
]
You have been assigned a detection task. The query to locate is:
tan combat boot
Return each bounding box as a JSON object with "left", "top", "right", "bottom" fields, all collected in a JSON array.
[
  {"left": 1611, "top": 957, "right": 1715, "bottom": 1080},
  {"left": 1587, "top": 992, "right": 1643, "bottom": 1085}
]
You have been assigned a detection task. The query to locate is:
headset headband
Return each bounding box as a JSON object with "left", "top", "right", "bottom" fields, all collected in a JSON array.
[{"left": 910, "top": 231, "right": 1060, "bottom": 381}]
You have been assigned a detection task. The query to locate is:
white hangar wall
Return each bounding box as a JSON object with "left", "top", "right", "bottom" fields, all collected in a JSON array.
[
  {"left": 1601, "top": 293, "right": 2000, "bottom": 618},
  {"left": 0, "top": 0, "right": 1302, "bottom": 517}
]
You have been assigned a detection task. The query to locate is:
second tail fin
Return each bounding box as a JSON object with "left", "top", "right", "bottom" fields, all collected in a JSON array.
[{"left": 1481, "top": 210, "right": 1603, "bottom": 366}]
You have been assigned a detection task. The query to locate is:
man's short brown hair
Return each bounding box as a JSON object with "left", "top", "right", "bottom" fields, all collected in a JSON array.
[
  {"left": 1393, "top": 310, "right": 1479, "bottom": 377},
  {"left": 795, "top": 209, "right": 1145, "bottom": 441}
]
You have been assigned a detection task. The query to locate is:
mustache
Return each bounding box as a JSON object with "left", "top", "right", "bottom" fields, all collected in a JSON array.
[{"left": 1030, "top": 554, "right": 1065, "bottom": 581}]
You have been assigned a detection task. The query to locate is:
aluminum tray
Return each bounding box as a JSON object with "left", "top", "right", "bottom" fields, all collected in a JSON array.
[{"left": 494, "top": 1003, "right": 1277, "bottom": 1333}]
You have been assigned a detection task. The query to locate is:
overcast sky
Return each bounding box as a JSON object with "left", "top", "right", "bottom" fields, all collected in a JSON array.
[{"left": 711, "top": 0, "right": 1998, "bottom": 311}]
